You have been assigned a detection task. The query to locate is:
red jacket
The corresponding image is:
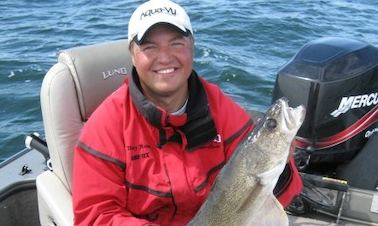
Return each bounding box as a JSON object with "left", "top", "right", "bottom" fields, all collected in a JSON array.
[{"left": 72, "top": 70, "right": 301, "bottom": 225}]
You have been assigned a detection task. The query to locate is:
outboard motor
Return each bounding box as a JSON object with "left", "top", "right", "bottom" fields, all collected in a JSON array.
[
  {"left": 272, "top": 37, "right": 378, "bottom": 173},
  {"left": 274, "top": 37, "right": 378, "bottom": 224}
]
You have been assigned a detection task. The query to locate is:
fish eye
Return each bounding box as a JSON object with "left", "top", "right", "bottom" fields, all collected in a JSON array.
[{"left": 265, "top": 118, "right": 277, "bottom": 130}]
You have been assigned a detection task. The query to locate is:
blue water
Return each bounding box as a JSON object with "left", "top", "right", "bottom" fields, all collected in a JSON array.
[{"left": 1, "top": 0, "right": 378, "bottom": 161}]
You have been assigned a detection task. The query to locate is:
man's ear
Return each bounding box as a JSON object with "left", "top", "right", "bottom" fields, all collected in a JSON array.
[
  {"left": 130, "top": 52, "right": 136, "bottom": 66},
  {"left": 128, "top": 43, "right": 136, "bottom": 66},
  {"left": 131, "top": 54, "right": 136, "bottom": 66}
]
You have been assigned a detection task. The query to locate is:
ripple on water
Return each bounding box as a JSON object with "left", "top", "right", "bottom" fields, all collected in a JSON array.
[{"left": 1, "top": 0, "right": 378, "bottom": 159}]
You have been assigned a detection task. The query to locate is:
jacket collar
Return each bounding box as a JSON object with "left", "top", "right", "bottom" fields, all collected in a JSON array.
[{"left": 129, "top": 67, "right": 217, "bottom": 150}]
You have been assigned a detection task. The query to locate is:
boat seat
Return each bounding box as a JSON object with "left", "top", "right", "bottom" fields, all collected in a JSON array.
[{"left": 36, "top": 39, "right": 133, "bottom": 226}]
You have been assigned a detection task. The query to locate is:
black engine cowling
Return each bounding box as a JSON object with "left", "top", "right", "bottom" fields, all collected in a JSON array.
[{"left": 272, "top": 37, "right": 378, "bottom": 168}]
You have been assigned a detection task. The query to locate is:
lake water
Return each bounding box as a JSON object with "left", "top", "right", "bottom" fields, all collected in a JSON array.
[{"left": 1, "top": 0, "right": 378, "bottom": 161}]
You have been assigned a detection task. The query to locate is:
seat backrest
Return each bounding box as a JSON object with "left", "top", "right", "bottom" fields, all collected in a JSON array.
[{"left": 40, "top": 39, "right": 133, "bottom": 191}]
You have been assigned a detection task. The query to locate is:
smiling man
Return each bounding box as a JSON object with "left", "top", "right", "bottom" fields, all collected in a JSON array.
[
  {"left": 129, "top": 24, "right": 193, "bottom": 113},
  {"left": 72, "top": 0, "right": 302, "bottom": 225}
]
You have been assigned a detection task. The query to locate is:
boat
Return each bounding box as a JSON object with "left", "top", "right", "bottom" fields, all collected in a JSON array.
[{"left": 1, "top": 37, "right": 378, "bottom": 226}]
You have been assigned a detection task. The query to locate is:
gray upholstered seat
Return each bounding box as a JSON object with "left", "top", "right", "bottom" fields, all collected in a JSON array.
[{"left": 36, "top": 39, "right": 133, "bottom": 226}]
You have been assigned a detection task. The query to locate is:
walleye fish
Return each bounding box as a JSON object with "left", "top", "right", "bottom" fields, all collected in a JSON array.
[{"left": 187, "top": 97, "right": 305, "bottom": 226}]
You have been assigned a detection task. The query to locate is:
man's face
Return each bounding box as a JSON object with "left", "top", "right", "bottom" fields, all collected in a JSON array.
[{"left": 130, "top": 24, "right": 194, "bottom": 100}]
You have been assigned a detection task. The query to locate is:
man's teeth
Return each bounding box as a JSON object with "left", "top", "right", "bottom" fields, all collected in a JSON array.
[{"left": 157, "top": 68, "right": 175, "bottom": 74}]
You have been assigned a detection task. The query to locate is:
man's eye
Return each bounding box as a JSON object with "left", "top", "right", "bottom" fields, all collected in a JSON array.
[
  {"left": 142, "top": 46, "right": 154, "bottom": 51},
  {"left": 172, "top": 42, "right": 185, "bottom": 47}
]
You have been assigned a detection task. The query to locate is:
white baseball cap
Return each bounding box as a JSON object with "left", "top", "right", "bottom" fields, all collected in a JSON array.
[{"left": 128, "top": 0, "right": 193, "bottom": 45}]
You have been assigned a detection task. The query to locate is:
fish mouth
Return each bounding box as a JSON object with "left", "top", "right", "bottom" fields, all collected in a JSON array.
[{"left": 279, "top": 98, "right": 306, "bottom": 131}]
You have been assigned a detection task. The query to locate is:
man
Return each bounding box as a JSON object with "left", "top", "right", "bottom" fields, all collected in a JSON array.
[{"left": 72, "top": 0, "right": 302, "bottom": 225}]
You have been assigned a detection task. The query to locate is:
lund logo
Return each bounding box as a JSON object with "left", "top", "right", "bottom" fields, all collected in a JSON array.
[
  {"left": 102, "top": 67, "right": 128, "bottom": 80},
  {"left": 140, "top": 7, "right": 176, "bottom": 20},
  {"left": 331, "top": 92, "right": 378, "bottom": 117}
]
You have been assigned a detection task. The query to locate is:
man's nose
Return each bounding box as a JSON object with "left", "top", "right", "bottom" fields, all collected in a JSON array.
[{"left": 156, "top": 47, "right": 173, "bottom": 64}]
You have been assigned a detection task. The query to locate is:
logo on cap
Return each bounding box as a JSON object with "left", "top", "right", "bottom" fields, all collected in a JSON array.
[{"left": 140, "top": 7, "right": 177, "bottom": 20}]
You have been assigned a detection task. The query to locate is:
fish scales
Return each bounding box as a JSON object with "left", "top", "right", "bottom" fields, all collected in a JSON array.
[{"left": 188, "top": 97, "right": 305, "bottom": 226}]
